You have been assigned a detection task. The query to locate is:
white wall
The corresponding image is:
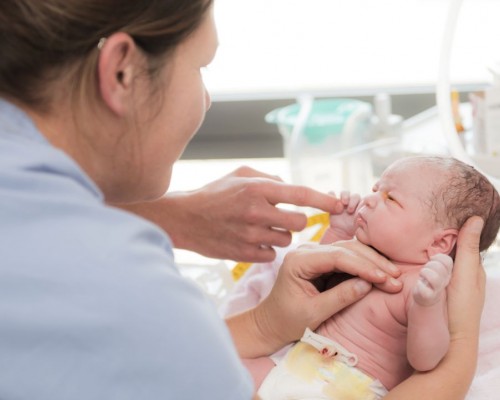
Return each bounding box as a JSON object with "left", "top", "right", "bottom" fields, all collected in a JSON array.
[{"left": 204, "top": 0, "right": 500, "bottom": 99}]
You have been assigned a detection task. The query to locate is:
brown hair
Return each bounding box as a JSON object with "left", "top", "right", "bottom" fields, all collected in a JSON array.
[
  {"left": 421, "top": 156, "right": 500, "bottom": 252},
  {"left": 0, "top": 0, "right": 213, "bottom": 112}
]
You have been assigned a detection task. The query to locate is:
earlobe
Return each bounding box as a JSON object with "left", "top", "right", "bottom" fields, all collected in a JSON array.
[
  {"left": 428, "top": 229, "right": 459, "bottom": 257},
  {"left": 97, "top": 32, "right": 137, "bottom": 116}
]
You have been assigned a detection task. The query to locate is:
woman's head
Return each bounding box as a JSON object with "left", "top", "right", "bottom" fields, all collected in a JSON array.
[
  {"left": 0, "top": 0, "right": 213, "bottom": 112},
  {"left": 0, "top": 0, "right": 216, "bottom": 202}
]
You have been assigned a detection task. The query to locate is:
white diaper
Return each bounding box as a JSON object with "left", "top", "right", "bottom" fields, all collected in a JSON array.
[{"left": 258, "top": 329, "right": 388, "bottom": 400}]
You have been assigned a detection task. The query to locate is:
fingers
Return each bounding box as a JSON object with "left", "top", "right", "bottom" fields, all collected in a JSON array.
[
  {"left": 328, "top": 241, "right": 402, "bottom": 293},
  {"left": 447, "top": 216, "right": 486, "bottom": 335},
  {"left": 261, "top": 182, "right": 339, "bottom": 214},
  {"left": 429, "top": 253, "right": 453, "bottom": 270},
  {"left": 339, "top": 191, "right": 361, "bottom": 213},
  {"left": 413, "top": 279, "right": 437, "bottom": 305},
  {"left": 258, "top": 208, "right": 309, "bottom": 232},
  {"left": 290, "top": 243, "right": 401, "bottom": 292},
  {"left": 420, "top": 264, "right": 450, "bottom": 289},
  {"left": 423, "top": 256, "right": 453, "bottom": 285},
  {"left": 373, "top": 278, "right": 403, "bottom": 294},
  {"left": 230, "top": 166, "right": 284, "bottom": 182},
  {"left": 413, "top": 266, "right": 449, "bottom": 306},
  {"left": 334, "top": 240, "right": 401, "bottom": 278},
  {"left": 230, "top": 243, "right": 277, "bottom": 263},
  {"left": 413, "top": 254, "right": 454, "bottom": 306}
]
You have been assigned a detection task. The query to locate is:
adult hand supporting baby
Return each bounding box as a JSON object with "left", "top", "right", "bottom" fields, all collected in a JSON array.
[
  {"left": 226, "top": 241, "right": 401, "bottom": 358},
  {"left": 115, "top": 166, "right": 343, "bottom": 263},
  {"left": 384, "top": 216, "right": 485, "bottom": 399}
]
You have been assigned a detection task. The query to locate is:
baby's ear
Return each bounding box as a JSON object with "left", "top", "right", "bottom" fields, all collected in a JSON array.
[{"left": 428, "top": 228, "right": 459, "bottom": 257}]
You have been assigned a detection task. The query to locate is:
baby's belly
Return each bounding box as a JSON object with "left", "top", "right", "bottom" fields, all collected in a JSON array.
[{"left": 316, "top": 289, "right": 412, "bottom": 390}]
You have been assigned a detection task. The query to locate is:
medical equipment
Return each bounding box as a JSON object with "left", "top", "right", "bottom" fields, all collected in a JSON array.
[
  {"left": 371, "top": 93, "right": 403, "bottom": 140},
  {"left": 265, "top": 97, "right": 374, "bottom": 194},
  {"left": 437, "top": 0, "right": 500, "bottom": 190}
]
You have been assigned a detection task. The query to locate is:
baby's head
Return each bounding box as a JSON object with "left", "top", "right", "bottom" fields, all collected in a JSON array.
[
  {"left": 419, "top": 156, "right": 500, "bottom": 254},
  {"left": 356, "top": 156, "right": 500, "bottom": 263}
]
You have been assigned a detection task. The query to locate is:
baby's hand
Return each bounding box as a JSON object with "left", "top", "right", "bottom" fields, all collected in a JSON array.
[
  {"left": 413, "top": 254, "right": 454, "bottom": 307},
  {"left": 320, "top": 191, "right": 361, "bottom": 244}
]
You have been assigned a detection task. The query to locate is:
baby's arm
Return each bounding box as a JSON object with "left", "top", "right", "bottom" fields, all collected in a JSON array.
[
  {"left": 407, "top": 254, "right": 453, "bottom": 371},
  {"left": 320, "top": 191, "right": 361, "bottom": 244}
]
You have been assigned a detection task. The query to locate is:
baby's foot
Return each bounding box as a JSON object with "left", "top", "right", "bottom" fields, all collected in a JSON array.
[{"left": 413, "top": 254, "right": 453, "bottom": 306}]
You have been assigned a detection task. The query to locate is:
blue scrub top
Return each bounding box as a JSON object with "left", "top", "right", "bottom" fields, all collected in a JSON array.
[{"left": 0, "top": 99, "right": 253, "bottom": 399}]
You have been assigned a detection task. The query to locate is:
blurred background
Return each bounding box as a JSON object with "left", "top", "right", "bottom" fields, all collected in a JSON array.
[{"left": 183, "top": 0, "right": 500, "bottom": 160}]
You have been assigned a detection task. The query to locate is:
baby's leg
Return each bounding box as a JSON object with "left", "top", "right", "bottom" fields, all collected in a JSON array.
[{"left": 242, "top": 357, "right": 276, "bottom": 390}]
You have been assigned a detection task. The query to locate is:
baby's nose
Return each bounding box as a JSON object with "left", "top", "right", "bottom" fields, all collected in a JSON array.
[{"left": 363, "top": 193, "right": 378, "bottom": 208}]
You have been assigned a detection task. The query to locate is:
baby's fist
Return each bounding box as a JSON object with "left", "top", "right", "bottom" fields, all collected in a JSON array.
[{"left": 413, "top": 254, "right": 453, "bottom": 307}]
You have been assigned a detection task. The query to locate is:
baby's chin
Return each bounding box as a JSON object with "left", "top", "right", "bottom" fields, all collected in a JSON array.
[
  {"left": 354, "top": 233, "right": 386, "bottom": 256},
  {"left": 354, "top": 229, "right": 369, "bottom": 245}
]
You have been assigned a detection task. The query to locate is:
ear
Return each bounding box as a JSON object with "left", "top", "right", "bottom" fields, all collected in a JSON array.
[
  {"left": 427, "top": 228, "right": 459, "bottom": 257},
  {"left": 97, "top": 32, "right": 138, "bottom": 116}
]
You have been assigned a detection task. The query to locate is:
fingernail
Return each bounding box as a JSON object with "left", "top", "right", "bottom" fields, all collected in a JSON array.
[
  {"left": 388, "top": 264, "right": 400, "bottom": 275},
  {"left": 390, "top": 278, "right": 402, "bottom": 287},
  {"left": 354, "top": 279, "right": 372, "bottom": 295},
  {"left": 375, "top": 270, "right": 386, "bottom": 279}
]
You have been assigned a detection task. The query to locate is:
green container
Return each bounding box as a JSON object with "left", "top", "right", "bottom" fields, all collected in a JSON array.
[{"left": 265, "top": 98, "right": 372, "bottom": 145}]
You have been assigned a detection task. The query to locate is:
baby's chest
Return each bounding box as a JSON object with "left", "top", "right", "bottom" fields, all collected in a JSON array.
[{"left": 355, "top": 289, "right": 409, "bottom": 328}]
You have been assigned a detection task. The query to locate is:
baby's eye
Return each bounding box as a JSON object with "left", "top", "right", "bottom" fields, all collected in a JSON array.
[{"left": 381, "top": 192, "right": 396, "bottom": 202}]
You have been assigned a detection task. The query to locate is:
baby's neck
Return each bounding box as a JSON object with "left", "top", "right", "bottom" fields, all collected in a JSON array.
[
  {"left": 369, "top": 246, "right": 428, "bottom": 274},
  {"left": 391, "top": 260, "right": 425, "bottom": 274}
]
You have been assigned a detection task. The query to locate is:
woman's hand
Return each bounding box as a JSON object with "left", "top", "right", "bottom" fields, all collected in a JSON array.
[
  {"left": 446, "top": 217, "right": 486, "bottom": 342},
  {"left": 227, "top": 240, "right": 401, "bottom": 358},
  {"left": 118, "top": 166, "right": 343, "bottom": 262}
]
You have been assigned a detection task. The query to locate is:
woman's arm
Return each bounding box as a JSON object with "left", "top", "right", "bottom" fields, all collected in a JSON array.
[
  {"left": 385, "top": 217, "right": 485, "bottom": 399},
  {"left": 112, "top": 166, "right": 343, "bottom": 263}
]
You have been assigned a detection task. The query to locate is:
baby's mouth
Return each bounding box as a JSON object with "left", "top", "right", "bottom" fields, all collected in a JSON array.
[{"left": 355, "top": 211, "right": 367, "bottom": 228}]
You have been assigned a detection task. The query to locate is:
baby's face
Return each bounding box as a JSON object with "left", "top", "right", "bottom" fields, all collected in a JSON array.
[{"left": 354, "top": 159, "right": 442, "bottom": 264}]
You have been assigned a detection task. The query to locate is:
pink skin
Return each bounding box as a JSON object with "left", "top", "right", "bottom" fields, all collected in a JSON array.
[
  {"left": 246, "top": 159, "right": 458, "bottom": 391},
  {"left": 316, "top": 160, "right": 455, "bottom": 386},
  {"left": 324, "top": 190, "right": 453, "bottom": 306},
  {"left": 324, "top": 160, "right": 456, "bottom": 301}
]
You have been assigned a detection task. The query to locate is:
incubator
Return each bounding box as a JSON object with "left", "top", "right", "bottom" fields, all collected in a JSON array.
[
  {"left": 264, "top": 0, "right": 500, "bottom": 196},
  {"left": 265, "top": 97, "right": 374, "bottom": 194},
  {"left": 265, "top": 94, "right": 412, "bottom": 196},
  {"left": 437, "top": 0, "right": 500, "bottom": 191}
]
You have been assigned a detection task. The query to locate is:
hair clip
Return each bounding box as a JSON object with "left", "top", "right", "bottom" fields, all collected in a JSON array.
[{"left": 97, "top": 37, "right": 107, "bottom": 50}]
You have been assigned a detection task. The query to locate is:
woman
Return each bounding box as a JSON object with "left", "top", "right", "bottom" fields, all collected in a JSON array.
[{"left": 0, "top": 1, "right": 484, "bottom": 399}]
